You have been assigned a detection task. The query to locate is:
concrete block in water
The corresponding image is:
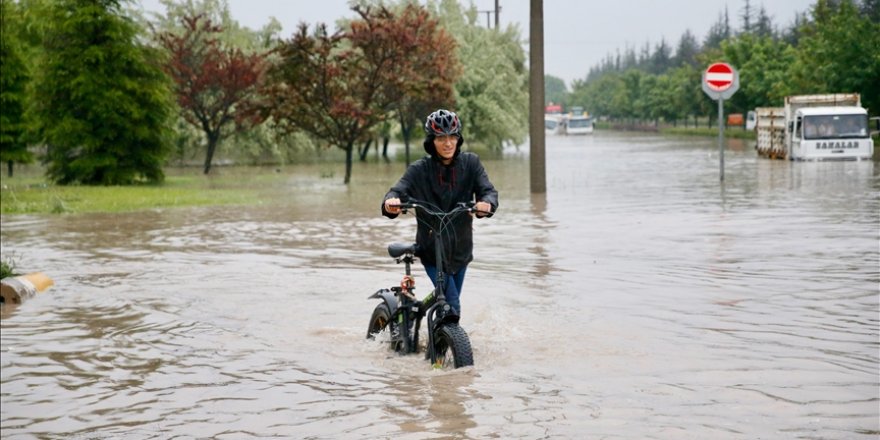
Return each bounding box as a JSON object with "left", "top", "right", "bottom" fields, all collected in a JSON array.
[{"left": 0, "top": 273, "right": 54, "bottom": 305}]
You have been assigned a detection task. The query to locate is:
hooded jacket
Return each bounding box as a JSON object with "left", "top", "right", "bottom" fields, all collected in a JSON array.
[{"left": 382, "top": 146, "right": 498, "bottom": 273}]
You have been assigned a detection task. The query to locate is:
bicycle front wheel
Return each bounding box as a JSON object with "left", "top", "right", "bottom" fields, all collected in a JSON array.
[{"left": 432, "top": 324, "right": 474, "bottom": 369}]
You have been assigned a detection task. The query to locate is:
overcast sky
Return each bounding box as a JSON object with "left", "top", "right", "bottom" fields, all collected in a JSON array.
[{"left": 136, "top": 0, "right": 817, "bottom": 87}]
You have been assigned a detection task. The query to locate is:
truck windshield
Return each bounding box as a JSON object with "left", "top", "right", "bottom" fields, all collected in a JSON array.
[
  {"left": 567, "top": 118, "right": 592, "bottom": 128},
  {"left": 803, "top": 114, "right": 868, "bottom": 139}
]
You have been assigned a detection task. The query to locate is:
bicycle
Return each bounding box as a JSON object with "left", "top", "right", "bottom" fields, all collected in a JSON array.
[{"left": 366, "top": 200, "right": 477, "bottom": 369}]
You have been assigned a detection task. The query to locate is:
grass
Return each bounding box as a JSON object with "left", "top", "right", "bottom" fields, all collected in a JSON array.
[
  {"left": 659, "top": 126, "right": 757, "bottom": 139},
  {"left": 593, "top": 121, "right": 757, "bottom": 139},
  {"left": 0, "top": 168, "right": 275, "bottom": 215},
  {"left": 1, "top": 257, "right": 17, "bottom": 279}
]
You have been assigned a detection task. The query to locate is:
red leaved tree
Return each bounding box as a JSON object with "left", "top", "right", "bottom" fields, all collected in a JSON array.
[
  {"left": 159, "top": 14, "right": 267, "bottom": 174},
  {"left": 265, "top": 5, "right": 458, "bottom": 183},
  {"left": 381, "top": 5, "right": 460, "bottom": 165}
]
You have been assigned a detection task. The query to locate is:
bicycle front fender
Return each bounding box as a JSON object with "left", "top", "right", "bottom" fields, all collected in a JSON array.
[{"left": 368, "top": 288, "right": 398, "bottom": 313}]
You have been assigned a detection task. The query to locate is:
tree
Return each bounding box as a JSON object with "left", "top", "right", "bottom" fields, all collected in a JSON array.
[
  {"left": 141, "top": 0, "right": 288, "bottom": 168},
  {"left": 544, "top": 75, "right": 568, "bottom": 108},
  {"left": 430, "top": 0, "right": 528, "bottom": 150},
  {"left": 267, "top": 6, "right": 415, "bottom": 184},
  {"left": 0, "top": 0, "right": 32, "bottom": 176},
  {"left": 159, "top": 14, "right": 268, "bottom": 174},
  {"left": 704, "top": 8, "right": 732, "bottom": 49},
  {"left": 673, "top": 30, "right": 700, "bottom": 68},
  {"left": 790, "top": 0, "right": 880, "bottom": 114},
  {"left": 754, "top": 6, "right": 775, "bottom": 38},
  {"left": 380, "top": 3, "right": 460, "bottom": 165},
  {"left": 30, "top": 0, "right": 172, "bottom": 185},
  {"left": 863, "top": 0, "right": 880, "bottom": 23},
  {"left": 649, "top": 38, "right": 673, "bottom": 74},
  {"left": 722, "top": 34, "right": 795, "bottom": 114},
  {"left": 739, "top": 0, "right": 754, "bottom": 35}
]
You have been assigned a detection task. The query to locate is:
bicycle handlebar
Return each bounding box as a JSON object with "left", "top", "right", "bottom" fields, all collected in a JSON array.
[{"left": 389, "top": 201, "right": 488, "bottom": 217}]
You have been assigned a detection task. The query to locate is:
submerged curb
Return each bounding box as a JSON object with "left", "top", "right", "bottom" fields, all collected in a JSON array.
[{"left": 0, "top": 272, "right": 54, "bottom": 305}]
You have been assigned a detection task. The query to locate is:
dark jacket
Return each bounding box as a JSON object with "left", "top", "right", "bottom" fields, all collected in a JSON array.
[{"left": 382, "top": 152, "right": 498, "bottom": 273}]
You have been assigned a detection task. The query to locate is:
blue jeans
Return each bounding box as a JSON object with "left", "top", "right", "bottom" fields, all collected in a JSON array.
[{"left": 423, "top": 264, "right": 467, "bottom": 315}]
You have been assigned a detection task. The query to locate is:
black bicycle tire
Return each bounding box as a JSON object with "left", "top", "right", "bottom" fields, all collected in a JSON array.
[
  {"left": 367, "top": 302, "right": 392, "bottom": 339},
  {"left": 367, "top": 302, "right": 406, "bottom": 352},
  {"left": 433, "top": 324, "right": 474, "bottom": 368}
]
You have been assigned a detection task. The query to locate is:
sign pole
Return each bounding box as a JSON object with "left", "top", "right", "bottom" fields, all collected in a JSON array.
[
  {"left": 718, "top": 97, "right": 724, "bottom": 182},
  {"left": 702, "top": 62, "right": 738, "bottom": 183}
]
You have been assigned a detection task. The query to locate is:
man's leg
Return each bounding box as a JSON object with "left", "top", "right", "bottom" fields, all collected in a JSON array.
[{"left": 424, "top": 265, "right": 467, "bottom": 315}]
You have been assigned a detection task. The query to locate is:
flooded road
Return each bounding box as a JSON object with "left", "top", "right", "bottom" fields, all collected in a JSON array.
[{"left": 2, "top": 132, "right": 878, "bottom": 439}]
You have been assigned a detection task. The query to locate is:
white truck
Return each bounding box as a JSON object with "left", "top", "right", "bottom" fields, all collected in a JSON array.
[
  {"left": 562, "top": 106, "right": 594, "bottom": 135},
  {"left": 755, "top": 93, "right": 874, "bottom": 160}
]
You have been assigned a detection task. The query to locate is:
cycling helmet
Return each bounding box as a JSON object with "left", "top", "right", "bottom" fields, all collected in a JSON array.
[
  {"left": 423, "top": 109, "right": 465, "bottom": 159},
  {"left": 424, "top": 109, "right": 461, "bottom": 136}
]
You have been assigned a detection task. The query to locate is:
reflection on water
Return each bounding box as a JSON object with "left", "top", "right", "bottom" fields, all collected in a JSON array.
[{"left": 2, "top": 132, "right": 878, "bottom": 439}]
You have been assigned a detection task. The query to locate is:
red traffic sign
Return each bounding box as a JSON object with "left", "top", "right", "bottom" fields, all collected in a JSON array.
[
  {"left": 701, "top": 62, "right": 739, "bottom": 100},
  {"left": 705, "top": 62, "right": 734, "bottom": 91}
]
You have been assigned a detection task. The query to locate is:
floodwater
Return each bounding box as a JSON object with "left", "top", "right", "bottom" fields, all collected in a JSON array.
[{"left": 1, "top": 132, "right": 878, "bottom": 439}]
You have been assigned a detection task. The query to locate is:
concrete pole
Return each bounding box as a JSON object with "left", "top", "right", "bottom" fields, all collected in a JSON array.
[
  {"left": 529, "top": 0, "right": 546, "bottom": 193},
  {"left": 495, "top": 0, "right": 500, "bottom": 29}
]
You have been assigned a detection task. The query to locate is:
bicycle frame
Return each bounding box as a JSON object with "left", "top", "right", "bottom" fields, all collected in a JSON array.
[{"left": 369, "top": 200, "right": 475, "bottom": 365}]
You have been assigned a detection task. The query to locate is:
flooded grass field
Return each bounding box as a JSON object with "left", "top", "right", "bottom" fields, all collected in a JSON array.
[{"left": 2, "top": 132, "right": 878, "bottom": 439}]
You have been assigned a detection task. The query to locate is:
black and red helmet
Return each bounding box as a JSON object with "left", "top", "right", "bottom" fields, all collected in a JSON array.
[{"left": 424, "top": 109, "right": 461, "bottom": 136}]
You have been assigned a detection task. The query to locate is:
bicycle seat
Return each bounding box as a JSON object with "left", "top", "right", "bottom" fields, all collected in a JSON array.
[{"left": 388, "top": 242, "right": 417, "bottom": 258}]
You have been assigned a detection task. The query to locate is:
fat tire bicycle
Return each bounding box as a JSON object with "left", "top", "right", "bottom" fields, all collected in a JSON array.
[{"left": 366, "top": 200, "right": 477, "bottom": 369}]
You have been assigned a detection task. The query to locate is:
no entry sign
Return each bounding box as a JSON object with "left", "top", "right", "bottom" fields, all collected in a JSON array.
[
  {"left": 701, "top": 62, "right": 740, "bottom": 182},
  {"left": 702, "top": 62, "right": 739, "bottom": 100},
  {"left": 705, "top": 63, "right": 734, "bottom": 91}
]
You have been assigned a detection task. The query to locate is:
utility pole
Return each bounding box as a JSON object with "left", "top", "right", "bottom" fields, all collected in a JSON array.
[
  {"left": 529, "top": 0, "right": 545, "bottom": 193},
  {"left": 495, "top": 0, "right": 500, "bottom": 28}
]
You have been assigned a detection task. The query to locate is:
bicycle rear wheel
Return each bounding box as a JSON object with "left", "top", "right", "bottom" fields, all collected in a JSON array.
[
  {"left": 367, "top": 303, "right": 404, "bottom": 352},
  {"left": 367, "top": 302, "right": 391, "bottom": 338},
  {"left": 432, "top": 324, "right": 474, "bottom": 369}
]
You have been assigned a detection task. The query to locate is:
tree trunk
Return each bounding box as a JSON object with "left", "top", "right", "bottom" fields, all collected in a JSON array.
[
  {"left": 382, "top": 136, "right": 390, "bottom": 163},
  {"left": 7, "top": 160, "right": 12, "bottom": 177},
  {"left": 398, "top": 115, "right": 413, "bottom": 166},
  {"left": 359, "top": 139, "right": 372, "bottom": 162},
  {"left": 344, "top": 143, "right": 353, "bottom": 184},
  {"left": 204, "top": 131, "right": 219, "bottom": 174},
  {"left": 402, "top": 125, "right": 412, "bottom": 166}
]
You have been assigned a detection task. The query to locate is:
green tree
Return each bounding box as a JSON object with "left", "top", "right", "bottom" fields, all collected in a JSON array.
[
  {"left": 673, "top": 30, "right": 700, "bottom": 68},
  {"left": 754, "top": 6, "right": 775, "bottom": 38},
  {"left": 30, "top": 0, "right": 172, "bottom": 184},
  {"left": 571, "top": 72, "right": 627, "bottom": 120},
  {"left": 430, "top": 0, "right": 528, "bottom": 150},
  {"left": 544, "top": 74, "right": 568, "bottom": 108},
  {"left": 0, "top": 0, "right": 32, "bottom": 176},
  {"left": 790, "top": 0, "right": 880, "bottom": 114},
  {"left": 704, "top": 8, "right": 732, "bottom": 49},
  {"left": 648, "top": 38, "right": 673, "bottom": 74},
  {"left": 667, "top": 64, "right": 704, "bottom": 125},
  {"left": 140, "top": 0, "right": 280, "bottom": 51},
  {"left": 722, "top": 34, "right": 795, "bottom": 114}
]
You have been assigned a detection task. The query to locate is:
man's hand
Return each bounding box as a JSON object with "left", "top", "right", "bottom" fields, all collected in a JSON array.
[
  {"left": 474, "top": 201, "right": 491, "bottom": 217},
  {"left": 384, "top": 197, "right": 401, "bottom": 215}
]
